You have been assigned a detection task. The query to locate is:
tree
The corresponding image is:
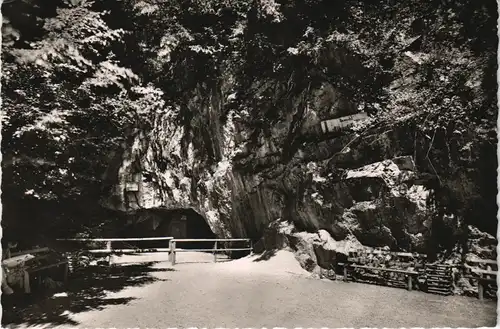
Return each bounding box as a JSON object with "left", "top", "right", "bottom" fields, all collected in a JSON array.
[{"left": 1, "top": 0, "right": 164, "bottom": 241}]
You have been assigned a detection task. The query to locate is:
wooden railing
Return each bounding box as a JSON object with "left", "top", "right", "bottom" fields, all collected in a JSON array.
[
  {"left": 169, "top": 238, "right": 252, "bottom": 265},
  {"left": 464, "top": 258, "right": 498, "bottom": 300},
  {"left": 338, "top": 262, "right": 419, "bottom": 291},
  {"left": 56, "top": 237, "right": 174, "bottom": 254},
  {"left": 57, "top": 237, "right": 254, "bottom": 266},
  {"left": 340, "top": 255, "right": 498, "bottom": 299}
]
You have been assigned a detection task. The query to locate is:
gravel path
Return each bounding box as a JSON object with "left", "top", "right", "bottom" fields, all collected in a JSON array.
[{"left": 5, "top": 251, "right": 497, "bottom": 328}]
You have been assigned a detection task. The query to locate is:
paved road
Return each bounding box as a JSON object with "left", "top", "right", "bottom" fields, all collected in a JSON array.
[{"left": 4, "top": 251, "right": 498, "bottom": 328}]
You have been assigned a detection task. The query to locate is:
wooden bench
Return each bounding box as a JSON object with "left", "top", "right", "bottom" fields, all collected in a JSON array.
[
  {"left": 339, "top": 263, "right": 419, "bottom": 291},
  {"left": 27, "top": 259, "right": 69, "bottom": 286},
  {"left": 3, "top": 248, "right": 69, "bottom": 293}
]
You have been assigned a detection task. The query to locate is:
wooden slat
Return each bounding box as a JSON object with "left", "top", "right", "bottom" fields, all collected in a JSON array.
[
  {"left": 175, "top": 248, "right": 252, "bottom": 252},
  {"left": 27, "top": 260, "right": 68, "bottom": 273},
  {"left": 11, "top": 247, "right": 50, "bottom": 257},
  {"left": 426, "top": 269, "right": 450, "bottom": 272},
  {"left": 365, "top": 250, "right": 426, "bottom": 258},
  {"left": 428, "top": 286, "right": 452, "bottom": 290},
  {"left": 176, "top": 249, "right": 219, "bottom": 252},
  {"left": 428, "top": 291, "right": 452, "bottom": 296},
  {"left": 2, "top": 254, "right": 36, "bottom": 267},
  {"left": 427, "top": 279, "right": 452, "bottom": 283},
  {"left": 464, "top": 276, "right": 497, "bottom": 283},
  {"left": 427, "top": 284, "right": 452, "bottom": 288},
  {"left": 86, "top": 248, "right": 171, "bottom": 253},
  {"left": 172, "top": 238, "right": 250, "bottom": 242},
  {"left": 470, "top": 268, "right": 498, "bottom": 275},
  {"left": 427, "top": 285, "right": 452, "bottom": 290},
  {"left": 386, "top": 279, "right": 406, "bottom": 283},
  {"left": 426, "top": 274, "right": 451, "bottom": 279},
  {"left": 219, "top": 248, "right": 252, "bottom": 251},
  {"left": 85, "top": 247, "right": 253, "bottom": 254},
  {"left": 427, "top": 277, "right": 452, "bottom": 282},
  {"left": 467, "top": 259, "right": 497, "bottom": 265},
  {"left": 57, "top": 237, "right": 174, "bottom": 242},
  {"left": 350, "top": 264, "right": 418, "bottom": 275},
  {"left": 348, "top": 260, "right": 416, "bottom": 268}
]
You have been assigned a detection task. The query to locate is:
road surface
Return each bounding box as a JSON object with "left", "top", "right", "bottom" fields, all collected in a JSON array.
[{"left": 3, "top": 251, "right": 497, "bottom": 328}]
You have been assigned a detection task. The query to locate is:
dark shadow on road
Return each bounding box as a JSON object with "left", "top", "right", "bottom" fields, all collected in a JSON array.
[
  {"left": 253, "top": 249, "right": 277, "bottom": 262},
  {"left": 2, "top": 262, "right": 175, "bottom": 328}
]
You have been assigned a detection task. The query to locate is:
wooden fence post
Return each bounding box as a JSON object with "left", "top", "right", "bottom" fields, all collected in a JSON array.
[
  {"left": 172, "top": 241, "right": 176, "bottom": 265},
  {"left": 63, "top": 262, "right": 69, "bottom": 284},
  {"left": 169, "top": 240, "right": 173, "bottom": 262},
  {"left": 407, "top": 275, "right": 413, "bottom": 291},
  {"left": 478, "top": 274, "right": 484, "bottom": 300},
  {"left": 343, "top": 265, "right": 348, "bottom": 282},
  {"left": 214, "top": 241, "right": 218, "bottom": 263},
  {"left": 106, "top": 241, "right": 113, "bottom": 265},
  {"left": 23, "top": 270, "right": 31, "bottom": 293},
  {"left": 250, "top": 240, "right": 253, "bottom": 256}
]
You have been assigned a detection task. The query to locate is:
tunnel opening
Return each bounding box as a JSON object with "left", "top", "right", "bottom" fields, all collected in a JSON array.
[{"left": 121, "top": 208, "right": 216, "bottom": 250}]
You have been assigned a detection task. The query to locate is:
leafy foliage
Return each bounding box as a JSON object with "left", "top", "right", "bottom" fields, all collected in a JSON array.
[
  {"left": 1, "top": 0, "right": 496, "bottom": 242},
  {"left": 1, "top": 0, "right": 164, "bottom": 239}
]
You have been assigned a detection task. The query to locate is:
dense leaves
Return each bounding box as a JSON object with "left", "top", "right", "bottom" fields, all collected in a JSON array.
[
  {"left": 1, "top": 0, "right": 496, "bottom": 242},
  {"left": 1, "top": 0, "right": 164, "bottom": 239}
]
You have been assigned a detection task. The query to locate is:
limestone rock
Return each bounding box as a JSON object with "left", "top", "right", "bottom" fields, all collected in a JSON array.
[
  {"left": 100, "top": 72, "right": 495, "bottom": 263},
  {"left": 288, "top": 231, "right": 320, "bottom": 272},
  {"left": 255, "top": 219, "right": 365, "bottom": 272},
  {"left": 254, "top": 219, "right": 294, "bottom": 253},
  {"left": 467, "top": 225, "right": 497, "bottom": 260},
  {"left": 313, "top": 229, "right": 363, "bottom": 269}
]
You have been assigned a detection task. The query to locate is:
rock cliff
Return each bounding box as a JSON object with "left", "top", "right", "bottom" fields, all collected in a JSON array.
[
  {"left": 97, "top": 0, "right": 497, "bottom": 269},
  {"left": 102, "top": 85, "right": 496, "bottom": 264}
]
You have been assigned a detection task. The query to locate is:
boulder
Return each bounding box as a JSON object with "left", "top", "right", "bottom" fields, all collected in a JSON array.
[
  {"left": 289, "top": 228, "right": 364, "bottom": 271},
  {"left": 288, "top": 231, "right": 321, "bottom": 272},
  {"left": 254, "top": 219, "right": 294, "bottom": 253},
  {"left": 467, "top": 225, "right": 497, "bottom": 260}
]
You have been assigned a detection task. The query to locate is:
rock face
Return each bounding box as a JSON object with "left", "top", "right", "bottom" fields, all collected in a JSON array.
[
  {"left": 99, "top": 2, "right": 497, "bottom": 265},
  {"left": 101, "top": 96, "right": 496, "bottom": 264},
  {"left": 101, "top": 97, "right": 240, "bottom": 238},
  {"left": 103, "top": 130, "right": 436, "bottom": 251},
  {"left": 253, "top": 219, "right": 364, "bottom": 274}
]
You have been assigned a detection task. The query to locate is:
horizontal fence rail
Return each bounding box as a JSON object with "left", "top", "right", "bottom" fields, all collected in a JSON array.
[
  {"left": 467, "top": 259, "right": 498, "bottom": 265},
  {"left": 57, "top": 236, "right": 254, "bottom": 267},
  {"left": 173, "top": 248, "right": 253, "bottom": 252},
  {"left": 169, "top": 238, "right": 252, "bottom": 265},
  {"left": 11, "top": 247, "right": 50, "bottom": 257},
  {"left": 57, "top": 237, "right": 174, "bottom": 266},
  {"left": 56, "top": 237, "right": 174, "bottom": 242},
  {"left": 86, "top": 248, "right": 172, "bottom": 254},
  {"left": 171, "top": 238, "right": 251, "bottom": 242}
]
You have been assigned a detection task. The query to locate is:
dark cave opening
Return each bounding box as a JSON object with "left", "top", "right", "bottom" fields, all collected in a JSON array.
[{"left": 121, "top": 208, "right": 216, "bottom": 250}]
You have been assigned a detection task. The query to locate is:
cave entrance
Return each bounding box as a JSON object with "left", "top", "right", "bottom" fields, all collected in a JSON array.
[{"left": 124, "top": 208, "right": 216, "bottom": 250}]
